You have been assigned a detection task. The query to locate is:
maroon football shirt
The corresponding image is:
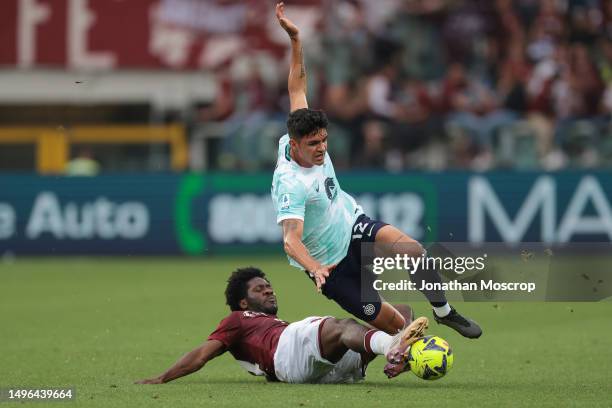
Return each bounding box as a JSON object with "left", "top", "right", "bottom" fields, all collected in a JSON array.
[{"left": 208, "top": 311, "right": 289, "bottom": 378}]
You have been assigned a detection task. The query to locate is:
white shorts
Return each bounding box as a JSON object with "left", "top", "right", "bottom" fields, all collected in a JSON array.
[{"left": 273, "top": 316, "right": 365, "bottom": 384}]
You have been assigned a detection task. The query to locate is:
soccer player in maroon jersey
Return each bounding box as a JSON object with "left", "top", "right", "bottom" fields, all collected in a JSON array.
[{"left": 136, "top": 267, "right": 429, "bottom": 384}]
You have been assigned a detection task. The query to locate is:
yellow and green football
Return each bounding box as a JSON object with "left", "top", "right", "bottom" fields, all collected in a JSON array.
[{"left": 407, "top": 335, "right": 454, "bottom": 380}]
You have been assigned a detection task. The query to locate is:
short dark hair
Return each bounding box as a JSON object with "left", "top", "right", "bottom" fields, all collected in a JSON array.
[
  {"left": 286, "top": 108, "right": 328, "bottom": 139},
  {"left": 225, "top": 267, "right": 268, "bottom": 311}
]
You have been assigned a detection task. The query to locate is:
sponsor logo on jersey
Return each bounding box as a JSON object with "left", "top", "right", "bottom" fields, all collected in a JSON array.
[{"left": 363, "top": 304, "right": 376, "bottom": 316}]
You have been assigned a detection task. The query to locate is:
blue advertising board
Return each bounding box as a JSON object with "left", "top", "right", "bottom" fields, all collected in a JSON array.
[{"left": 0, "top": 172, "right": 611, "bottom": 255}]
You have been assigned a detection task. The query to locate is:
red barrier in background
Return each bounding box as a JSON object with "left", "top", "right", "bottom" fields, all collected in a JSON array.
[{"left": 0, "top": 0, "right": 320, "bottom": 70}]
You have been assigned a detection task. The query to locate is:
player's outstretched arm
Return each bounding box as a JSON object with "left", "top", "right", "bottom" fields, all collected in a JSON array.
[
  {"left": 276, "top": 2, "right": 308, "bottom": 112},
  {"left": 282, "top": 218, "right": 336, "bottom": 291},
  {"left": 135, "top": 340, "right": 225, "bottom": 384}
]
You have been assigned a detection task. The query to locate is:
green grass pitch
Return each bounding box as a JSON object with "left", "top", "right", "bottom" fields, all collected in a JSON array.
[{"left": 1, "top": 256, "right": 611, "bottom": 407}]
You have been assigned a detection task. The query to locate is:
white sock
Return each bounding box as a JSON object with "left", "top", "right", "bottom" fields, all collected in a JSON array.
[
  {"left": 365, "top": 330, "right": 394, "bottom": 355},
  {"left": 433, "top": 303, "right": 452, "bottom": 318}
]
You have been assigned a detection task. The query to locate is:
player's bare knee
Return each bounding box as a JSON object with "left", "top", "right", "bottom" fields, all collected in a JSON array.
[
  {"left": 338, "top": 318, "right": 359, "bottom": 328},
  {"left": 394, "top": 238, "right": 425, "bottom": 259},
  {"left": 408, "top": 241, "right": 425, "bottom": 258},
  {"left": 334, "top": 318, "right": 359, "bottom": 333},
  {"left": 336, "top": 318, "right": 361, "bottom": 342},
  {"left": 322, "top": 318, "right": 345, "bottom": 342}
]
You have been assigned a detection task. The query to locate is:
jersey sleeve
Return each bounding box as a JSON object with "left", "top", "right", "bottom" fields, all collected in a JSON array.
[
  {"left": 274, "top": 175, "right": 307, "bottom": 224},
  {"left": 207, "top": 312, "right": 242, "bottom": 348}
]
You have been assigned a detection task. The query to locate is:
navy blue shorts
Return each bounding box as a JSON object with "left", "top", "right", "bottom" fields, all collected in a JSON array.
[{"left": 306, "top": 214, "right": 388, "bottom": 322}]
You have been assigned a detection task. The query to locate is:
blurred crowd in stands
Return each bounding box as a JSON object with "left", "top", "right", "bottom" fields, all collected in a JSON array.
[{"left": 197, "top": 0, "right": 612, "bottom": 171}]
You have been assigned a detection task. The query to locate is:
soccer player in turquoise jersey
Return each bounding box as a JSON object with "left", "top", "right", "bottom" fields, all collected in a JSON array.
[{"left": 271, "top": 3, "right": 481, "bottom": 339}]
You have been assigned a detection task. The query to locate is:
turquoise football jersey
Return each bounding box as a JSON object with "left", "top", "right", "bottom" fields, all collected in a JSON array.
[{"left": 271, "top": 134, "right": 363, "bottom": 269}]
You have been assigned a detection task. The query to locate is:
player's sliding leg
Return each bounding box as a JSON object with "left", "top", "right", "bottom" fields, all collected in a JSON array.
[
  {"left": 317, "top": 318, "right": 368, "bottom": 363},
  {"left": 382, "top": 316, "right": 429, "bottom": 379},
  {"left": 375, "top": 225, "right": 482, "bottom": 339},
  {"left": 318, "top": 316, "right": 429, "bottom": 378}
]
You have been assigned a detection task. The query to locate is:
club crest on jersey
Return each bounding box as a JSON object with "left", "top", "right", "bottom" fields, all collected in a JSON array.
[
  {"left": 324, "top": 177, "right": 337, "bottom": 200},
  {"left": 280, "top": 193, "right": 291, "bottom": 210}
]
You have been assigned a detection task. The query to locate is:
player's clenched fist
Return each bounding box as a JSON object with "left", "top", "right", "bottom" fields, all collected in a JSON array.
[
  {"left": 276, "top": 2, "right": 299, "bottom": 39},
  {"left": 312, "top": 264, "right": 336, "bottom": 292}
]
